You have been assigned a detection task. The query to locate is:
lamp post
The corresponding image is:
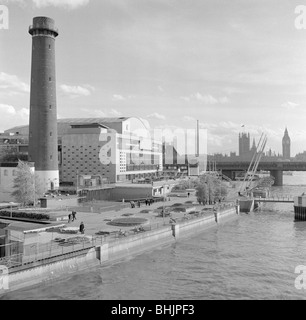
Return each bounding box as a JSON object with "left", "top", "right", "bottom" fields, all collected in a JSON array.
[
  {"left": 162, "top": 183, "right": 166, "bottom": 225},
  {"left": 33, "top": 173, "right": 36, "bottom": 208},
  {"left": 219, "top": 171, "right": 222, "bottom": 202},
  {"left": 9, "top": 202, "right": 13, "bottom": 218},
  {"left": 76, "top": 170, "right": 79, "bottom": 195}
]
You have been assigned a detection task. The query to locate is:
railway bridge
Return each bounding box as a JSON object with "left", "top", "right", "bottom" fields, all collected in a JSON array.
[{"left": 216, "top": 161, "right": 306, "bottom": 186}]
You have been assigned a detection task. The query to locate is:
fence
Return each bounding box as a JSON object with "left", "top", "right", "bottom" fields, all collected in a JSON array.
[
  {"left": 0, "top": 236, "right": 97, "bottom": 269},
  {"left": 0, "top": 203, "right": 237, "bottom": 269}
]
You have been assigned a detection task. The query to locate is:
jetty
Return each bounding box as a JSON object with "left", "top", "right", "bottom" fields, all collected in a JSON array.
[{"left": 253, "top": 196, "right": 294, "bottom": 203}]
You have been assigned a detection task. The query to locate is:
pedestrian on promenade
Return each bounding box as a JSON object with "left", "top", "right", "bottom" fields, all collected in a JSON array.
[
  {"left": 68, "top": 213, "right": 72, "bottom": 223},
  {"left": 72, "top": 210, "right": 77, "bottom": 221},
  {"left": 145, "top": 199, "right": 148, "bottom": 206},
  {"left": 187, "top": 192, "right": 190, "bottom": 197},
  {"left": 137, "top": 200, "right": 141, "bottom": 208},
  {"left": 79, "top": 222, "right": 85, "bottom": 234}
]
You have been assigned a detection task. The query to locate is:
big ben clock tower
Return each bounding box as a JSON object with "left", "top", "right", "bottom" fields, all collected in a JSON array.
[{"left": 282, "top": 127, "right": 291, "bottom": 160}]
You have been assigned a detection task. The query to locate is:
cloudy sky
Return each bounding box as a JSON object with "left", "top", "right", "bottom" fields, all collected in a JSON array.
[{"left": 1, "top": 0, "right": 306, "bottom": 156}]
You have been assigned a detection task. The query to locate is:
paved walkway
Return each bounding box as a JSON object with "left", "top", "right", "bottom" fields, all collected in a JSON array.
[
  {"left": 56, "top": 190, "right": 238, "bottom": 238},
  {"left": 63, "top": 194, "right": 198, "bottom": 236}
]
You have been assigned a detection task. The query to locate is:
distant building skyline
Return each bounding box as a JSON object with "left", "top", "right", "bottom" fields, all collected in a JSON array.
[
  {"left": 1, "top": 1, "right": 306, "bottom": 156},
  {"left": 212, "top": 129, "right": 293, "bottom": 161}
]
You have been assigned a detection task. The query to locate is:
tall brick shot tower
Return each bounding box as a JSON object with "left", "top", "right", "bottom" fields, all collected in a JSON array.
[{"left": 28, "top": 17, "right": 59, "bottom": 192}]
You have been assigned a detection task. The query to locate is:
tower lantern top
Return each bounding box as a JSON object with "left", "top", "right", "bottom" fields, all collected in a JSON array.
[{"left": 29, "top": 16, "right": 58, "bottom": 37}]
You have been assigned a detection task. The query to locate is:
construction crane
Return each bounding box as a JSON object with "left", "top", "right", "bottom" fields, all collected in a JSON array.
[{"left": 239, "top": 133, "right": 268, "bottom": 196}]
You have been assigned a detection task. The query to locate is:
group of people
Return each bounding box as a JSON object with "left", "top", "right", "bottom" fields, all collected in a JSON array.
[
  {"left": 130, "top": 200, "right": 141, "bottom": 208},
  {"left": 67, "top": 210, "right": 85, "bottom": 234},
  {"left": 145, "top": 198, "right": 154, "bottom": 206},
  {"left": 68, "top": 210, "right": 77, "bottom": 223},
  {"left": 130, "top": 198, "right": 155, "bottom": 208}
]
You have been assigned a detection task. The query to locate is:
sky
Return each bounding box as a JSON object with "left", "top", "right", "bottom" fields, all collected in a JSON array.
[{"left": 1, "top": 0, "right": 306, "bottom": 156}]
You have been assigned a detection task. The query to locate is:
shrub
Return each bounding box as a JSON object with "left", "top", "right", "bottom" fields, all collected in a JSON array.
[
  {"left": 0, "top": 210, "right": 50, "bottom": 220},
  {"left": 171, "top": 203, "right": 184, "bottom": 207},
  {"left": 172, "top": 207, "right": 186, "bottom": 212}
]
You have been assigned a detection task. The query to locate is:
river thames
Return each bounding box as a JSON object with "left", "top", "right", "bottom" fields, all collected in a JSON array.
[{"left": 2, "top": 172, "right": 306, "bottom": 300}]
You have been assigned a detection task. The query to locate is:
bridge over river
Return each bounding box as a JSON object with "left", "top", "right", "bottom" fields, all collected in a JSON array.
[{"left": 217, "top": 161, "right": 306, "bottom": 186}]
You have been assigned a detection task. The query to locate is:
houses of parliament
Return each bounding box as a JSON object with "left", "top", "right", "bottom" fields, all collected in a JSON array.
[{"left": 212, "top": 128, "right": 294, "bottom": 162}]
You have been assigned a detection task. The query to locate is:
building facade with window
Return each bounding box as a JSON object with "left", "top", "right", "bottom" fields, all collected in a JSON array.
[
  {"left": 0, "top": 162, "right": 35, "bottom": 202},
  {"left": 4, "top": 117, "right": 163, "bottom": 189},
  {"left": 60, "top": 117, "right": 163, "bottom": 186}
]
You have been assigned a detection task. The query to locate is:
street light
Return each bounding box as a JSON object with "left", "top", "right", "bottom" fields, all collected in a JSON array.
[
  {"left": 9, "top": 202, "right": 14, "bottom": 218},
  {"left": 33, "top": 173, "right": 36, "bottom": 208},
  {"left": 162, "top": 183, "right": 166, "bottom": 225}
]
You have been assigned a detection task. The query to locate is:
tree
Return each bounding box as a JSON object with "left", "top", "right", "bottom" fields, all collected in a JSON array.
[
  {"left": 172, "top": 177, "right": 199, "bottom": 191},
  {"left": 196, "top": 174, "right": 228, "bottom": 204},
  {"left": 11, "top": 160, "right": 42, "bottom": 206},
  {"left": 196, "top": 183, "right": 208, "bottom": 204},
  {"left": 0, "top": 147, "right": 28, "bottom": 162}
]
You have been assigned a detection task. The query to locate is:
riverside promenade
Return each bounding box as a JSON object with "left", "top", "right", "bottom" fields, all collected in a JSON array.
[
  {"left": 56, "top": 193, "right": 226, "bottom": 237},
  {"left": 64, "top": 181, "right": 242, "bottom": 236},
  {"left": 0, "top": 189, "right": 240, "bottom": 294}
]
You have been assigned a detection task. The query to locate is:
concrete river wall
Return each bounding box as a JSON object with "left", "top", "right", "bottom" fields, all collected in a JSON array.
[{"left": 2, "top": 205, "right": 239, "bottom": 294}]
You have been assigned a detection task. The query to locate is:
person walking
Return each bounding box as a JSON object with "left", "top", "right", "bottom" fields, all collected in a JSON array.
[
  {"left": 72, "top": 210, "right": 77, "bottom": 221},
  {"left": 137, "top": 200, "right": 141, "bottom": 208},
  {"left": 68, "top": 213, "right": 72, "bottom": 223},
  {"left": 79, "top": 221, "right": 85, "bottom": 234}
]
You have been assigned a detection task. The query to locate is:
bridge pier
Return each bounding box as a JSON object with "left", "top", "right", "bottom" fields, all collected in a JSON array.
[{"left": 270, "top": 170, "right": 283, "bottom": 186}]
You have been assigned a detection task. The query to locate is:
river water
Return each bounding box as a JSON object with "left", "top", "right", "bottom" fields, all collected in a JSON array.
[{"left": 2, "top": 172, "right": 306, "bottom": 300}]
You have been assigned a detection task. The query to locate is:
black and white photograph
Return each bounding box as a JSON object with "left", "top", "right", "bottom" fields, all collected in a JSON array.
[{"left": 1, "top": 0, "right": 306, "bottom": 304}]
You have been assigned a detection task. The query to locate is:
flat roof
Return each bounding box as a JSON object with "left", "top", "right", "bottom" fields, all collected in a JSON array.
[
  {"left": 58, "top": 117, "right": 129, "bottom": 124},
  {"left": 0, "top": 162, "right": 34, "bottom": 168},
  {"left": 0, "top": 219, "right": 66, "bottom": 234}
]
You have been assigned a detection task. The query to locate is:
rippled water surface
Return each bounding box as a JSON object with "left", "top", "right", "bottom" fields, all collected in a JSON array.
[{"left": 2, "top": 173, "right": 306, "bottom": 300}]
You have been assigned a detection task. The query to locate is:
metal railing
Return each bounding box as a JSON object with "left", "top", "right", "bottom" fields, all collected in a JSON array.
[
  {"left": 0, "top": 203, "right": 237, "bottom": 269},
  {"left": 0, "top": 236, "right": 96, "bottom": 269},
  {"left": 253, "top": 194, "right": 294, "bottom": 202}
]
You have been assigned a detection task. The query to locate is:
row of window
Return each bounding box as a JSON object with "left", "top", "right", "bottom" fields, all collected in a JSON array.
[
  {"left": 2, "top": 169, "right": 17, "bottom": 176},
  {"left": 65, "top": 146, "right": 94, "bottom": 149},
  {"left": 63, "top": 160, "right": 107, "bottom": 164}
]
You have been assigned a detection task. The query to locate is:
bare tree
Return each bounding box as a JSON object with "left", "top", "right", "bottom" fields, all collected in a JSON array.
[{"left": 11, "top": 160, "right": 42, "bottom": 206}]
